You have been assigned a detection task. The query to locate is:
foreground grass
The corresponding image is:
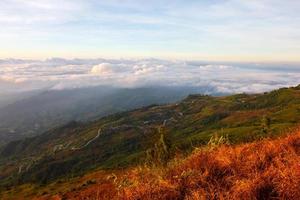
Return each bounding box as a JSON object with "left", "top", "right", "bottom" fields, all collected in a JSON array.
[{"left": 16, "top": 129, "right": 299, "bottom": 200}]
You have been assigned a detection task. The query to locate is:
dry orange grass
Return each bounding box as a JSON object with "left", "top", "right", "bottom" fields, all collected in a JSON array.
[{"left": 49, "top": 130, "right": 300, "bottom": 200}]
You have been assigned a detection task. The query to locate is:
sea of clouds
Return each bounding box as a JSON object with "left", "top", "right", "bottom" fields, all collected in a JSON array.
[{"left": 0, "top": 58, "right": 299, "bottom": 94}]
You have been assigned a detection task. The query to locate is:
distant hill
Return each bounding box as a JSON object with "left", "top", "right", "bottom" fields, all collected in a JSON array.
[
  {"left": 0, "top": 90, "right": 41, "bottom": 109},
  {"left": 0, "top": 86, "right": 210, "bottom": 146},
  {"left": 0, "top": 85, "right": 300, "bottom": 187}
]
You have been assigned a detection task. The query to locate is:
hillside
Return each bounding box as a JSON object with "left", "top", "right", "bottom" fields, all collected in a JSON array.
[
  {"left": 2, "top": 127, "right": 300, "bottom": 199},
  {"left": 0, "top": 85, "right": 300, "bottom": 190},
  {"left": 0, "top": 86, "right": 203, "bottom": 146}
]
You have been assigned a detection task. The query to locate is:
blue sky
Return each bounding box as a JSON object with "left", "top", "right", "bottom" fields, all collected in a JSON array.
[{"left": 1, "top": 0, "right": 300, "bottom": 61}]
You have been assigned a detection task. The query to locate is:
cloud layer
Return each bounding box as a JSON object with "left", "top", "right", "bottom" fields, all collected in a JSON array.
[{"left": 0, "top": 58, "right": 299, "bottom": 94}]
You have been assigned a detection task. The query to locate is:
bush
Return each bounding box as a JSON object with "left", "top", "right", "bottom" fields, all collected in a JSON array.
[{"left": 145, "top": 127, "right": 171, "bottom": 167}]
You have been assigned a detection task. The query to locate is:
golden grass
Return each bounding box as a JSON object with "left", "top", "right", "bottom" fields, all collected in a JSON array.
[{"left": 34, "top": 129, "right": 300, "bottom": 200}]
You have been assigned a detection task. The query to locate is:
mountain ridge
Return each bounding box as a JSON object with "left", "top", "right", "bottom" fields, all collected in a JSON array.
[
  {"left": 0, "top": 85, "right": 300, "bottom": 188},
  {"left": 0, "top": 86, "right": 208, "bottom": 146}
]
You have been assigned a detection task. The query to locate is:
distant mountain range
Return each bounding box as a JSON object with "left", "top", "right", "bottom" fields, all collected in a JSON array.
[
  {"left": 0, "top": 85, "right": 299, "bottom": 187},
  {"left": 0, "top": 86, "right": 218, "bottom": 146}
]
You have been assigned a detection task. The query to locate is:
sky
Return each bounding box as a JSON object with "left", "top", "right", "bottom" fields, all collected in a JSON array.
[
  {"left": 0, "top": 0, "right": 300, "bottom": 61},
  {"left": 1, "top": 1, "right": 300, "bottom": 95}
]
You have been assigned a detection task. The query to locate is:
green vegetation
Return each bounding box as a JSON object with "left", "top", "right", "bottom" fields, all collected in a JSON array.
[
  {"left": 0, "top": 86, "right": 198, "bottom": 146},
  {"left": 1, "top": 85, "right": 300, "bottom": 189}
]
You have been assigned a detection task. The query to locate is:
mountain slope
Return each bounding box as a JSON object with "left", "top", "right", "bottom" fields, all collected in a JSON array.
[
  {"left": 1, "top": 85, "right": 300, "bottom": 187},
  {"left": 60, "top": 129, "right": 300, "bottom": 200},
  {"left": 0, "top": 86, "right": 205, "bottom": 145},
  {"left": 2, "top": 126, "right": 300, "bottom": 200}
]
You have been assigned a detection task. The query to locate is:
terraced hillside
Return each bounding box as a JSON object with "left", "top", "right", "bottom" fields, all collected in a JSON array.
[{"left": 1, "top": 85, "right": 300, "bottom": 188}]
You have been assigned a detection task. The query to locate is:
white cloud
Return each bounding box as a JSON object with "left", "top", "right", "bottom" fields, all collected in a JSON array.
[
  {"left": 90, "top": 63, "right": 128, "bottom": 75},
  {"left": 199, "top": 65, "right": 233, "bottom": 70},
  {"left": 0, "top": 58, "right": 299, "bottom": 94}
]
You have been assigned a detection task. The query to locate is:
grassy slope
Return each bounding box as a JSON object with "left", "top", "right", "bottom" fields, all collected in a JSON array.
[
  {"left": 0, "top": 86, "right": 197, "bottom": 146},
  {"left": 1, "top": 85, "right": 300, "bottom": 186},
  {"left": 2, "top": 128, "right": 300, "bottom": 199}
]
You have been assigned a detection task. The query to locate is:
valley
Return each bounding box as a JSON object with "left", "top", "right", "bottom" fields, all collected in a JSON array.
[
  {"left": 0, "top": 86, "right": 206, "bottom": 146},
  {"left": 0, "top": 85, "right": 300, "bottom": 197}
]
